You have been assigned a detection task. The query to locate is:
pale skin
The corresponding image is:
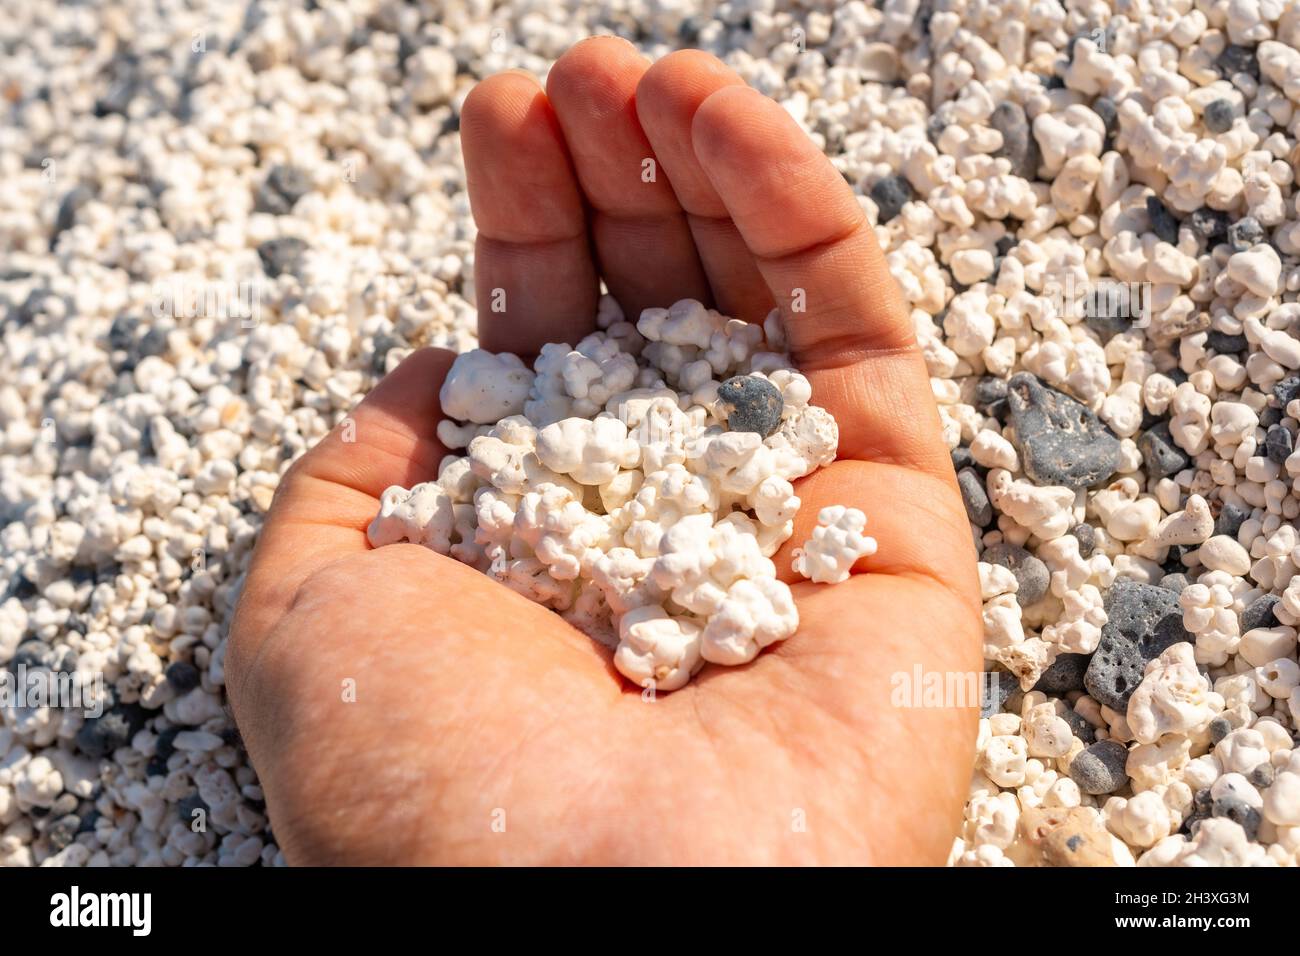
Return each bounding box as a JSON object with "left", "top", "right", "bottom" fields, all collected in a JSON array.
[{"left": 228, "top": 39, "right": 983, "bottom": 865}]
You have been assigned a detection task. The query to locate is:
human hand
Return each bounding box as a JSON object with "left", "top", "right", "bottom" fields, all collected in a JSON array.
[{"left": 227, "top": 38, "right": 982, "bottom": 865}]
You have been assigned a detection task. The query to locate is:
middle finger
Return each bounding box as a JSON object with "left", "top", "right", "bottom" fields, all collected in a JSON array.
[{"left": 546, "top": 37, "right": 713, "bottom": 320}]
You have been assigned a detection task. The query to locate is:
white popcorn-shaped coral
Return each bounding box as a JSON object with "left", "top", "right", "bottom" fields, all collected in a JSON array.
[
  {"left": 527, "top": 335, "right": 639, "bottom": 426},
  {"left": 1139, "top": 818, "right": 1271, "bottom": 867},
  {"left": 535, "top": 416, "right": 641, "bottom": 486},
  {"left": 1126, "top": 642, "right": 1225, "bottom": 745},
  {"left": 701, "top": 575, "right": 800, "bottom": 665},
  {"left": 791, "top": 506, "right": 878, "bottom": 584},
  {"left": 368, "top": 482, "right": 455, "bottom": 551},
  {"left": 1040, "top": 584, "right": 1107, "bottom": 654},
  {"left": 512, "top": 484, "right": 609, "bottom": 581},
  {"left": 439, "top": 350, "right": 534, "bottom": 424},
  {"left": 986, "top": 470, "right": 1076, "bottom": 540},
  {"left": 1104, "top": 790, "right": 1176, "bottom": 851},
  {"left": 1179, "top": 581, "right": 1241, "bottom": 666},
  {"left": 367, "top": 300, "right": 871, "bottom": 689},
  {"left": 650, "top": 513, "right": 773, "bottom": 615},
  {"left": 613, "top": 605, "right": 703, "bottom": 692}
]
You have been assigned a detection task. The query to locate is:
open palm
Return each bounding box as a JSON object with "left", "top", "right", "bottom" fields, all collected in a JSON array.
[{"left": 228, "top": 39, "right": 983, "bottom": 865}]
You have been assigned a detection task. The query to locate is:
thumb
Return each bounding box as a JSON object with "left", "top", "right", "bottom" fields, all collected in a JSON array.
[{"left": 229, "top": 348, "right": 456, "bottom": 679}]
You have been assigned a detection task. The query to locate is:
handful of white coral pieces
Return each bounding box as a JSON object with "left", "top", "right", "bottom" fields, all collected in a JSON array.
[{"left": 367, "top": 297, "right": 878, "bottom": 690}]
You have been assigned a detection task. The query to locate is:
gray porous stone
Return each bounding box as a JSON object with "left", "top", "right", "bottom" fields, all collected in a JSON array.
[
  {"left": 1007, "top": 372, "right": 1122, "bottom": 488},
  {"left": 1033, "top": 652, "right": 1091, "bottom": 695},
  {"left": 1158, "top": 573, "right": 1190, "bottom": 593},
  {"left": 1084, "top": 578, "right": 1192, "bottom": 711},
  {"left": 717, "top": 375, "right": 784, "bottom": 437}
]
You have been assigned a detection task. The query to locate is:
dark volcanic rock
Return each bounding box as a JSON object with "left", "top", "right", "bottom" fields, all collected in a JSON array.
[
  {"left": 255, "top": 164, "right": 311, "bottom": 214},
  {"left": 1071, "top": 522, "right": 1096, "bottom": 557},
  {"left": 982, "top": 542, "right": 1050, "bottom": 606},
  {"left": 1214, "top": 501, "right": 1249, "bottom": 538},
  {"left": 1202, "top": 99, "right": 1234, "bottom": 134},
  {"left": 1240, "top": 594, "right": 1280, "bottom": 632},
  {"left": 717, "top": 376, "right": 784, "bottom": 437},
  {"left": 1146, "top": 196, "right": 1180, "bottom": 243},
  {"left": 1206, "top": 330, "right": 1248, "bottom": 353},
  {"left": 869, "top": 174, "right": 914, "bottom": 222},
  {"left": 1138, "top": 421, "right": 1191, "bottom": 479},
  {"left": 1190, "top": 207, "right": 1230, "bottom": 241},
  {"left": 1273, "top": 375, "right": 1300, "bottom": 407},
  {"left": 76, "top": 702, "right": 149, "bottom": 759},
  {"left": 1007, "top": 373, "right": 1122, "bottom": 488},
  {"left": 1034, "top": 653, "right": 1091, "bottom": 695},
  {"left": 1084, "top": 578, "right": 1192, "bottom": 711},
  {"left": 257, "top": 237, "right": 308, "bottom": 278},
  {"left": 1069, "top": 740, "right": 1130, "bottom": 795},
  {"left": 990, "top": 102, "right": 1039, "bottom": 179},
  {"left": 975, "top": 376, "right": 1009, "bottom": 418},
  {"left": 1091, "top": 96, "right": 1118, "bottom": 137},
  {"left": 981, "top": 670, "right": 1020, "bottom": 718},
  {"left": 959, "top": 468, "right": 992, "bottom": 526},
  {"left": 1216, "top": 44, "right": 1259, "bottom": 80},
  {"left": 1265, "top": 425, "right": 1293, "bottom": 465},
  {"left": 1228, "top": 217, "right": 1265, "bottom": 251}
]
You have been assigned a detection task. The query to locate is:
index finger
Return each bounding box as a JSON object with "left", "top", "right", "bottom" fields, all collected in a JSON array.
[{"left": 690, "top": 85, "right": 951, "bottom": 475}]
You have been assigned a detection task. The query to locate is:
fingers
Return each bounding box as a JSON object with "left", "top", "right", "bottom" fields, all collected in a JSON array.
[
  {"left": 690, "top": 83, "right": 914, "bottom": 357},
  {"left": 461, "top": 70, "right": 599, "bottom": 354},
  {"left": 230, "top": 349, "right": 457, "bottom": 666},
  {"left": 689, "top": 83, "right": 951, "bottom": 476},
  {"left": 635, "top": 50, "right": 776, "bottom": 324},
  {"left": 545, "top": 37, "right": 712, "bottom": 319}
]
